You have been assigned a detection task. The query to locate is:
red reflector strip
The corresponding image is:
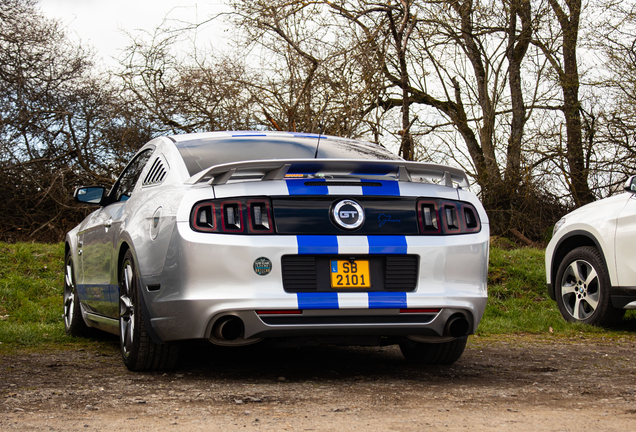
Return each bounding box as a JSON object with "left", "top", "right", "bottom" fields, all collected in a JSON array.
[
  {"left": 399, "top": 308, "right": 441, "bottom": 314},
  {"left": 256, "top": 310, "right": 302, "bottom": 315}
]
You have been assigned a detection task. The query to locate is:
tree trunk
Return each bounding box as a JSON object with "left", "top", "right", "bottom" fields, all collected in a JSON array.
[
  {"left": 505, "top": 0, "right": 531, "bottom": 188},
  {"left": 549, "top": 0, "right": 595, "bottom": 206}
]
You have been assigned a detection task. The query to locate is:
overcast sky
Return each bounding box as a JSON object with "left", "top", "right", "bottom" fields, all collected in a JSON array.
[{"left": 38, "top": 0, "right": 229, "bottom": 68}]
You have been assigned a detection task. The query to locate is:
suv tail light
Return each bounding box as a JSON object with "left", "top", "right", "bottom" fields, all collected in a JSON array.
[{"left": 191, "top": 198, "right": 275, "bottom": 234}]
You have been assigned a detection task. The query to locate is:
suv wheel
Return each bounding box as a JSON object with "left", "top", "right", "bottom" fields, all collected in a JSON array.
[{"left": 555, "top": 246, "right": 624, "bottom": 326}]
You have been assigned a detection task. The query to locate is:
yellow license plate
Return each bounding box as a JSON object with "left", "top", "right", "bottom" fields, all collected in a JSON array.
[{"left": 330, "top": 260, "right": 371, "bottom": 288}]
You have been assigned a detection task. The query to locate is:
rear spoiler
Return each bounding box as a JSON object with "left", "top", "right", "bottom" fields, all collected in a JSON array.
[{"left": 185, "top": 159, "right": 470, "bottom": 188}]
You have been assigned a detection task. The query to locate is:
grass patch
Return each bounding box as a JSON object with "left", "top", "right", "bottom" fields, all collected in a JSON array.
[
  {"left": 0, "top": 242, "right": 70, "bottom": 349},
  {"left": 1, "top": 241, "right": 635, "bottom": 353}
]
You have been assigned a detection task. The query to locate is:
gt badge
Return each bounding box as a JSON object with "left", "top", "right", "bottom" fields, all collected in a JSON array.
[{"left": 332, "top": 199, "right": 365, "bottom": 230}]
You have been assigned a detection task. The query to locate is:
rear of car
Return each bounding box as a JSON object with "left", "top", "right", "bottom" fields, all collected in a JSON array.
[
  {"left": 66, "top": 131, "right": 489, "bottom": 370},
  {"left": 143, "top": 134, "right": 489, "bottom": 358}
]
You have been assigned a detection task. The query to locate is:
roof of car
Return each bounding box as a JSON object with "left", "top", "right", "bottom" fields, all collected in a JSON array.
[{"left": 167, "top": 131, "right": 403, "bottom": 176}]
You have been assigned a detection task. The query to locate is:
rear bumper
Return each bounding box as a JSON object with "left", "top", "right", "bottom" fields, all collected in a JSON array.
[
  {"left": 141, "top": 224, "right": 489, "bottom": 342},
  {"left": 148, "top": 299, "right": 486, "bottom": 343}
]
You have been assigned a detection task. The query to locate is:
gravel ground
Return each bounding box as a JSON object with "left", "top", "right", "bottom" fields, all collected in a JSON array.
[{"left": 2, "top": 334, "right": 636, "bottom": 431}]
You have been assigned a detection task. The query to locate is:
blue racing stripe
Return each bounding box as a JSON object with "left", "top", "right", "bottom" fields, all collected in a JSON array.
[
  {"left": 231, "top": 132, "right": 266, "bottom": 137},
  {"left": 362, "top": 180, "right": 400, "bottom": 196},
  {"left": 297, "top": 235, "right": 339, "bottom": 254},
  {"left": 76, "top": 284, "right": 119, "bottom": 302},
  {"left": 286, "top": 178, "right": 328, "bottom": 195},
  {"left": 292, "top": 133, "right": 327, "bottom": 139},
  {"left": 368, "top": 292, "right": 408, "bottom": 309},
  {"left": 368, "top": 236, "right": 408, "bottom": 254},
  {"left": 297, "top": 292, "right": 339, "bottom": 309}
]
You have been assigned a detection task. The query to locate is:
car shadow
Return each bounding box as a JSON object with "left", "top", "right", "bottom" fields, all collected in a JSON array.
[{"left": 176, "top": 340, "right": 414, "bottom": 379}]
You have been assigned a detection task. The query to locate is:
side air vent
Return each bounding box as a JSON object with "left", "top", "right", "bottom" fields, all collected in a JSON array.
[{"left": 143, "top": 157, "right": 168, "bottom": 186}]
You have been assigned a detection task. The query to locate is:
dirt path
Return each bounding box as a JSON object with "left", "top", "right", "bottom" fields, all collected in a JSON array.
[{"left": 2, "top": 335, "right": 636, "bottom": 431}]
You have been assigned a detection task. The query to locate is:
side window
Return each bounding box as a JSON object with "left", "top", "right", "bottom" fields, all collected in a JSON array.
[{"left": 115, "top": 149, "right": 154, "bottom": 202}]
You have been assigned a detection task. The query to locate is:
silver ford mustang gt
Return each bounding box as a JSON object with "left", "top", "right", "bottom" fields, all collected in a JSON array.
[{"left": 64, "top": 131, "right": 489, "bottom": 371}]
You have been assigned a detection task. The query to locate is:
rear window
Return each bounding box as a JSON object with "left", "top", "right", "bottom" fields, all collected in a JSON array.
[{"left": 175, "top": 135, "right": 401, "bottom": 176}]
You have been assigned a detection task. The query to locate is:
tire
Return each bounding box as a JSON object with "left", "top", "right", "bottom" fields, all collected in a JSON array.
[
  {"left": 119, "top": 250, "right": 180, "bottom": 371},
  {"left": 399, "top": 336, "right": 468, "bottom": 365},
  {"left": 555, "top": 246, "right": 624, "bottom": 326},
  {"left": 63, "top": 250, "right": 92, "bottom": 336}
]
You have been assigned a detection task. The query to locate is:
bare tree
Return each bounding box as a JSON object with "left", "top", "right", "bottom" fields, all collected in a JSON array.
[
  {"left": 532, "top": 0, "right": 595, "bottom": 206},
  {"left": 322, "top": 1, "right": 562, "bottom": 238},
  {"left": 506, "top": 0, "right": 532, "bottom": 187},
  {"left": 228, "top": 0, "right": 387, "bottom": 138},
  {"left": 0, "top": 0, "right": 148, "bottom": 241},
  {"left": 583, "top": 1, "right": 636, "bottom": 191},
  {"left": 3, "top": 0, "right": 621, "bottom": 243},
  {"left": 117, "top": 25, "right": 258, "bottom": 135}
]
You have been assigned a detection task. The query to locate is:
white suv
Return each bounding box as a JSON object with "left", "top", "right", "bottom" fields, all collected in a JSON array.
[{"left": 545, "top": 175, "right": 636, "bottom": 325}]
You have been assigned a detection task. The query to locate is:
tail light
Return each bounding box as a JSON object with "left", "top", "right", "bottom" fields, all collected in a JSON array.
[
  {"left": 192, "top": 203, "right": 216, "bottom": 232},
  {"left": 461, "top": 204, "right": 481, "bottom": 232},
  {"left": 248, "top": 200, "right": 273, "bottom": 233},
  {"left": 221, "top": 201, "right": 243, "bottom": 232},
  {"left": 192, "top": 197, "right": 480, "bottom": 235},
  {"left": 191, "top": 198, "right": 275, "bottom": 234},
  {"left": 417, "top": 199, "right": 481, "bottom": 235},
  {"left": 442, "top": 203, "right": 461, "bottom": 233},
  {"left": 418, "top": 201, "right": 441, "bottom": 233}
]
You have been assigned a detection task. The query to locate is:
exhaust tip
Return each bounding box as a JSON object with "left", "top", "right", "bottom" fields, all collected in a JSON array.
[
  {"left": 213, "top": 317, "right": 245, "bottom": 341},
  {"left": 446, "top": 316, "right": 470, "bottom": 338}
]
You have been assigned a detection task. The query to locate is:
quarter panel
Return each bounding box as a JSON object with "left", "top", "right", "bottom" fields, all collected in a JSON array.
[
  {"left": 131, "top": 185, "right": 184, "bottom": 277},
  {"left": 615, "top": 195, "right": 636, "bottom": 286}
]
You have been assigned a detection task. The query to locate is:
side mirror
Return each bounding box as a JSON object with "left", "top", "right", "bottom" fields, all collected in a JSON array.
[
  {"left": 74, "top": 186, "right": 106, "bottom": 205},
  {"left": 624, "top": 176, "right": 636, "bottom": 194}
]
